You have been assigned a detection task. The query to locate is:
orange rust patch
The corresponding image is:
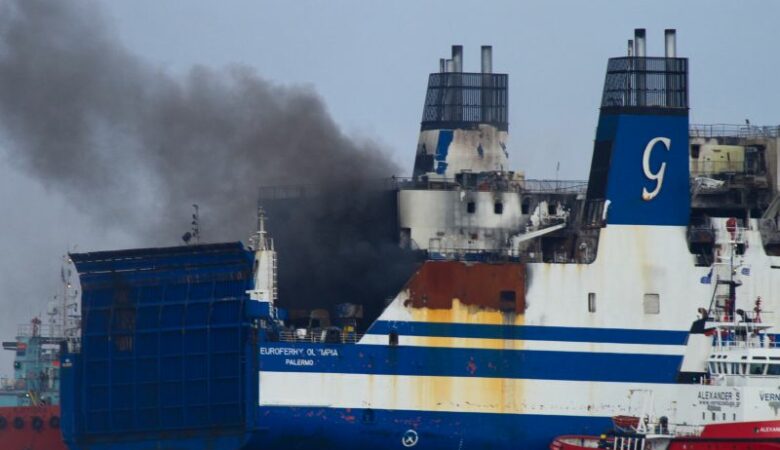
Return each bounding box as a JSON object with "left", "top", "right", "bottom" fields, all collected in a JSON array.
[{"left": 404, "top": 261, "right": 525, "bottom": 313}]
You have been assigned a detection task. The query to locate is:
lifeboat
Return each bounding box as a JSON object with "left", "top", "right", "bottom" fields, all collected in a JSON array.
[{"left": 550, "top": 435, "right": 610, "bottom": 450}]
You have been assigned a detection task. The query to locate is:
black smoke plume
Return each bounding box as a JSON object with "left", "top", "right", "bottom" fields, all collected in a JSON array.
[{"left": 0, "top": 0, "right": 418, "bottom": 322}]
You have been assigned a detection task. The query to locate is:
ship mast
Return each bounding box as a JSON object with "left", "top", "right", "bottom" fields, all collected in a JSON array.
[{"left": 248, "top": 207, "right": 277, "bottom": 305}]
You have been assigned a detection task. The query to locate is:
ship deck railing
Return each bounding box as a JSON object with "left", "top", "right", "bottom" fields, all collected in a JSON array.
[
  {"left": 687, "top": 222, "right": 748, "bottom": 243},
  {"left": 15, "top": 323, "right": 66, "bottom": 339},
  {"left": 711, "top": 339, "right": 780, "bottom": 350},
  {"left": 277, "top": 329, "right": 364, "bottom": 344},
  {"left": 394, "top": 177, "right": 589, "bottom": 194},
  {"left": 257, "top": 177, "right": 589, "bottom": 199},
  {"left": 0, "top": 377, "right": 28, "bottom": 391},
  {"left": 691, "top": 123, "right": 780, "bottom": 139}
]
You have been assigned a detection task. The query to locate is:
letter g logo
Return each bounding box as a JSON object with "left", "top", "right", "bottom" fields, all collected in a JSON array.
[{"left": 641, "top": 137, "right": 671, "bottom": 201}]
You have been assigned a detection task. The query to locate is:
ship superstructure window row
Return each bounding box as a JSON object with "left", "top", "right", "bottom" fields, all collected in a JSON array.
[
  {"left": 587, "top": 293, "right": 596, "bottom": 313},
  {"left": 708, "top": 355, "right": 780, "bottom": 376},
  {"left": 643, "top": 293, "right": 660, "bottom": 314}
]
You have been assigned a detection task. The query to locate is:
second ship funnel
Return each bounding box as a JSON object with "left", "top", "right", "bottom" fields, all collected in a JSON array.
[{"left": 413, "top": 45, "right": 509, "bottom": 179}]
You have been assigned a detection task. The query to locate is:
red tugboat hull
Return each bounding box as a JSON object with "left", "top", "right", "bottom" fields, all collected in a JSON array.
[
  {"left": 0, "top": 405, "right": 66, "bottom": 450},
  {"left": 670, "top": 420, "right": 780, "bottom": 450},
  {"left": 551, "top": 421, "right": 780, "bottom": 450}
]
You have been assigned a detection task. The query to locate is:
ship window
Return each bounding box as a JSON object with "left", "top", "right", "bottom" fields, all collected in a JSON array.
[
  {"left": 587, "top": 293, "right": 596, "bottom": 313},
  {"left": 643, "top": 294, "right": 660, "bottom": 315},
  {"left": 691, "top": 144, "right": 701, "bottom": 159},
  {"left": 702, "top": 412, "right": 706, "bottom": 420},
  {"left": 712, "top": 412, "right": 716, "bottom": 421},
  {"left": 750, "top": 363, "right": 766, "bottom": 375},
  {"left": 709, "top": 362, "right": 717, "bottom": 373},
  {"left": 742, "top": 363, "right": 747, "bottom": 374},
  {"left": 768, "top": 364, "right": 780, "bottom": 376},
  {"left": 494, "top": 202, "right": 503, "bottom": 214},
  {"left": 722, "top": 413, "right": 726, "bottom": 420},
  {"left": 548, "top": 203, "right": 557, "bottom": 215},
  {"left": 499, "top": 291, "right": 516, "bottom": 313},
  {"left": 521, "top": 198, "right": 530, "bottom": 214},
  {"left": 467, "top": 202, "right": 476, "bottom": 214},
  {"left": 389, "top": 331, "right": 399, "bottom": 346}
]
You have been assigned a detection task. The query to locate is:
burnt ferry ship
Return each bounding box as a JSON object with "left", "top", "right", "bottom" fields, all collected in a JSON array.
[{"left": 60, "top": 29, "right": 780, "bottom": 450}]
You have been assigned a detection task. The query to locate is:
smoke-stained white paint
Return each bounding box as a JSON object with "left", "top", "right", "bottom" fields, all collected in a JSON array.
[
  {"left": 416, "top": 125, "right": 509, "bottom": 178},
  {"left": 258, "top": 372, "right": 780, "bottom": 425}
]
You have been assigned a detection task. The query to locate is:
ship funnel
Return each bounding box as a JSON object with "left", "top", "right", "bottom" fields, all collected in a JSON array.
[
  {"left": 481, "top": 46, "right": 492, "bottom": 74},
  {"left": 665, "top": 29, "right": 677, "bottom": 58},
  {"left": 627, "top": 39, "right": 634, "bottom": 57},
  {"left": 413, "top": 46, "right": 509, "bottom": 179},
  {"left": 634, "top": 28, "right": 646, "bottom": 57},
  {"left": 585, "top": 29, "right": 689, "bottom": 226},
  {"left": 451, "top": 45, "right": 463, "bottom": 72},
  {"left": 439, "top": 58, "right": 446, "bottom": 73}
]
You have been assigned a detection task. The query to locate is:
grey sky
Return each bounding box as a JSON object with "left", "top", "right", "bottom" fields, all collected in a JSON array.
[{"left": 1, "top": 0, "right": 778, "bottom": 374}]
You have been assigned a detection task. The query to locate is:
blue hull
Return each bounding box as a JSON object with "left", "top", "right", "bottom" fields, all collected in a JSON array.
[
  {"left": 69, "top": 407, "right": 611, "bottom": 450},
  {"left": 250, "top": 407, "right": 611, "bottom": 450}
]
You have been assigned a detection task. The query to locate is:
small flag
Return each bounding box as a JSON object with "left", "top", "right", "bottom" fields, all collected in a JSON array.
[
  {"left": 700, "top": 268, "right": 713, "bottom": 284},
  {"left": 741, "top": 267, "right": 751, "bottom": 276}
]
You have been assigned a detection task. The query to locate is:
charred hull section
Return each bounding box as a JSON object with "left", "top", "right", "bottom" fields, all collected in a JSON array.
[{"left": 403, "top": 261, "right": 525, "bottom": 313}]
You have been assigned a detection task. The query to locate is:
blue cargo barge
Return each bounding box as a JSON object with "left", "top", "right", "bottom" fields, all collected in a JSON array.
[{"left": 61, "top": 243, "right": 261, "bottom": 449}]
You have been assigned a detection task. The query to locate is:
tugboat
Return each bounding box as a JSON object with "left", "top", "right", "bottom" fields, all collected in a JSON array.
[
  {"left": 550, "top": 220, "right": 780, "bottom": 450},
  {"left": 0, "top": 257, "right": 77, "bottom": 450},
  {"left": 0, "top": 319, "right": 66, "bottom": 450}
]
